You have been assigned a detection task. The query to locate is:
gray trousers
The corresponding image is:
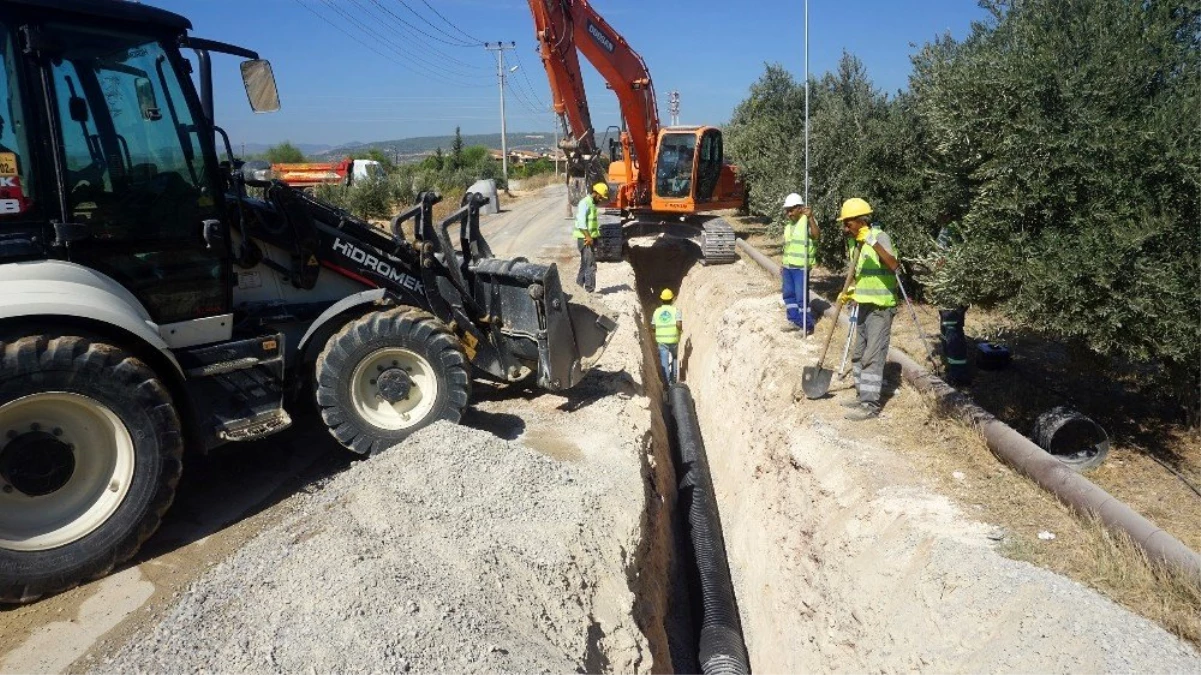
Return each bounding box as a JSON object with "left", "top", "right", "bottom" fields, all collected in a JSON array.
[
  {"left": 851, "top": 303, "right": 896, "bottom": 405},
  {"left": 576, "top": 239, "right": 596, "bottom": 292}
]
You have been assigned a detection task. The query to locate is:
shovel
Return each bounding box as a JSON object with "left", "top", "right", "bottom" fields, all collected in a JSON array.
[
  {"left": 799, "top": 245, "right": 862, "bottom": 399},
  {"left": 836, "top": 303, "right": 859, "bottom": 380}
]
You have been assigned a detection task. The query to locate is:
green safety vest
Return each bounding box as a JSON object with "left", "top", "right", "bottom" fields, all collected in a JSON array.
[
  {"left": 574, "top": 195, "right": 600, "bottom": 239},
  {"left": 652, "top": 304, "right": 681, "bottom": 345},
  {"left": 851, "top": 226, "right": 898, "bottom": 308},
  {"left": 781, "top": 215, "right": 815, "bottom": 268}
]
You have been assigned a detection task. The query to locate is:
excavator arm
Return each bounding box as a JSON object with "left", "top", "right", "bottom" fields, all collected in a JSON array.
[{"left": 527, "top": 0, "right": 659, "bottom": 207}]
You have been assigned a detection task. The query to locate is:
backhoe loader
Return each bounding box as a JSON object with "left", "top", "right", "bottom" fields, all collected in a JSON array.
[{"left": 0, "top": 0, "right": 614, "bottom": 603}]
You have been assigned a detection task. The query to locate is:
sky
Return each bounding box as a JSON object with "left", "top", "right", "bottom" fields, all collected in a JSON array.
[{"left": 148, "top": 0, "right": 989, "bottom": 149}]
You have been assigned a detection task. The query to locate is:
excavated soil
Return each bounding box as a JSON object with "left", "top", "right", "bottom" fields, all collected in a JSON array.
[{"left": 669, "top": 256, "right": 1201, "bottom": 672}]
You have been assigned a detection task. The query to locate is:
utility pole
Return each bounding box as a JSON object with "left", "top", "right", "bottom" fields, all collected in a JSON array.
[
  {"left": 485, "top": 41, "right": 517, "bottom": 185},
  {"left": 668, "top": 91, "right": 680, "bottom": 126}
]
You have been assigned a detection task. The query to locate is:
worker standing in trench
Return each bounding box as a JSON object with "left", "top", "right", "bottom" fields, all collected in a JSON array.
[
  {"left": 780, "top": 193, "right": 819, "bottom": 333},
  {"left": 652, "top": 288, "right": 682, "bottom": 384},
  {"left": 574, "top": 182, "right": 609, "bottom": 293},
  {"left": 837, "top": 198, "right": 900, "bottom": 421}
]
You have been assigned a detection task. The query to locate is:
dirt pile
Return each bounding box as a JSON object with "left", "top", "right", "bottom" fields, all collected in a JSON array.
[
  {"left": 91, "top": 261, "right": 670, "bottom": 674},
  {"left": 672, "top": 258, "right": 1201, "bottom": 672}
]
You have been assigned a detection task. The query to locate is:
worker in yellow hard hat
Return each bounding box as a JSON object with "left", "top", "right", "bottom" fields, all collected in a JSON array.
[
  {"left": 652, "top": 288, "right": 682, "bottom": 383},
  {"left": 836, "top": 197, "right": 899, "bottom": 421},
  {"left": 574, "top": 182, "right": 609, "bottom": 293}
]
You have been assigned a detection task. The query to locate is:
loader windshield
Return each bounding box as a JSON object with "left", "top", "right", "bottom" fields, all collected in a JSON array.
[{"left": 44, "top": 23, "right": 227, "bottom": 322}]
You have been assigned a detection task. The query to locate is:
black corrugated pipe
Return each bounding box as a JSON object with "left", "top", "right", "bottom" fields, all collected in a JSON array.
[
  {"left": 668, "top": 383, "right": 751, "bottom": 675},
  {"left": 734, "top": 238, "right": 1201, "bottom": 580}
]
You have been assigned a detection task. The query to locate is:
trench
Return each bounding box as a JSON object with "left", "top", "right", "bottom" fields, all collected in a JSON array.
[{"left": 626, "top": 240, "right": 749, "bottom": 674}]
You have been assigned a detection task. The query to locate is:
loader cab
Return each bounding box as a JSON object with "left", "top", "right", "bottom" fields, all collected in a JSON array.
[{"left": 1, "top": 0, "right": 278, "bottom": 331}]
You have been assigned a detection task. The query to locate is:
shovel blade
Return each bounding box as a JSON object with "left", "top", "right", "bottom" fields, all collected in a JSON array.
[{"left": 800, "top": 365, "right": 834, "bottom": 399}]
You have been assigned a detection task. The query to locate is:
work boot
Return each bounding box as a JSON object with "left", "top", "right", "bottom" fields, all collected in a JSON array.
[
  {"left": 844, "top": 402, "right": 880, "bottom": 421},
  {"left": 839, "top": 397, "right": 863, "bottom": 408},
  {"left": 781, "top": 321, "right": 801, "bottom": 333}
]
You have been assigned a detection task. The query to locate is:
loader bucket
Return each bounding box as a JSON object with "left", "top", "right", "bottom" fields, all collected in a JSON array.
[{"left": 471, "top": 258, "right": 617, "bottom": 391}]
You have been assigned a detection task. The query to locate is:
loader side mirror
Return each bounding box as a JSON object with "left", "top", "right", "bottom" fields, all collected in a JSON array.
[{"left": 240, "top": 59, "right": 280, "bottom": 113}]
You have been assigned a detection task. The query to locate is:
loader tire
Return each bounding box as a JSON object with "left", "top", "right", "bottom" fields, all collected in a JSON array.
[
  {"left": 315, "top": 308, "right": 470, "bottom": 456},
  {"left": 0, "top": 336, "right": 183, "bottom": 604}
]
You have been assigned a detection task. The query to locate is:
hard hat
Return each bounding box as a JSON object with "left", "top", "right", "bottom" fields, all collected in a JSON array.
[
  {"left": 782, "top": 193, "right": 805, "bottom": 209},
  {"left": 660, "top": 288, "right": 674, "bottom": 301},
  {"left": 837, "top": 197, "right": 873, "bottom": 221},
  {"left": 593, "top": 182, "right": 610, "bottom": 199}
]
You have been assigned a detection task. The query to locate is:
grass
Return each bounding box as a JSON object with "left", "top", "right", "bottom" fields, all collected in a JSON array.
[
  {"left": 510, "top": 172, "right": 562, "bottom": 193},
  {"left": 883, "top": 383, "right": 1201, "bottom": 645}
]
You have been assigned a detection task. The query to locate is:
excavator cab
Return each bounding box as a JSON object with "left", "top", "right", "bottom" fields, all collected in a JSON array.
[{"left": 650, "top": 127, "right": 743, "bottom": 214}]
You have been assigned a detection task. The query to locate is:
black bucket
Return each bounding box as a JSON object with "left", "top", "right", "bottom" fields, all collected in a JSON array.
[{"left": 1032, "top": 406, "right": 1111, "bottom": 472}]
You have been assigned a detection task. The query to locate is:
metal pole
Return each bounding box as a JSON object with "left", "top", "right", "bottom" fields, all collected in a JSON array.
[
  {"left": 498, "top": 49, "right": 508, "bottom": 184},
  {"left": 804, "top": 0, "right": 810, "bottom": 204},
  {"left": 485, "top": 42, "right": 517, "bottom": 186}
]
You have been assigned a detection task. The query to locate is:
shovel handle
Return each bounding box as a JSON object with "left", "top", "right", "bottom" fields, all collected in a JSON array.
[{"left": 813, "top": 244, "right": 863, "bottom": 368}]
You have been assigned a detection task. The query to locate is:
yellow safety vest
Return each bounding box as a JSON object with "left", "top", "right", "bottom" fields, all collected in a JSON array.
[
  {"left": 851, "top": 226, "right": 898, "bottom": 308},
  {"left": 781, "top": 215, "right": 815, "bottom": 268},
  {"left": 652, "top": 304, "right": 681, "bottom": 345},
  {"left": 574, "top": 195, "right": 600, "bottom": 239}
]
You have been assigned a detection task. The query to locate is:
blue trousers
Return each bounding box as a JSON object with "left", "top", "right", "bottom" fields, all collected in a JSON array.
[
  {"left": 658, "top": 343, "right": 678, "bottom": 384},
  {"left": 782, "top": 266, "right": 815, "bottom": 331}
]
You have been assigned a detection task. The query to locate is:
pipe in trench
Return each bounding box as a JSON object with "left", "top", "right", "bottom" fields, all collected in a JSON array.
[
  {"left": 667, "top": 383, "right": 751, "bottom": 675},
  {"left": 734, "top": 238, "right": 1201, "bottom": 580}
]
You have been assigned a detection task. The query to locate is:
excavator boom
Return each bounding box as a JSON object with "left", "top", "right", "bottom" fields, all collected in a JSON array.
[{"left": 528, "top": 0, "right": 658, "bottom": 207}]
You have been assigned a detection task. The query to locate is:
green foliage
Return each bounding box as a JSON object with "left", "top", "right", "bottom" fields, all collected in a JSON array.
[
  {"left": 511, "top": 157, "right": 556, "bottom": 179},
  {"left": 450, "top": 127, "right": 464, "bottom": 170},
  {"left": 725, "top": 0, "right": 1201, "bottom": 406},
  {"left": 264, "top": 141, "right": 305, "bottom": 163},
  {"left": 313, "top": 174, "right": 394, "bottom": 220}
]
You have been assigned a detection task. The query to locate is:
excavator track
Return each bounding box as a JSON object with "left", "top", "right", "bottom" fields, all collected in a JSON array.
[{"left": 699, "top": 217, "right": 738, "bottom": 265}]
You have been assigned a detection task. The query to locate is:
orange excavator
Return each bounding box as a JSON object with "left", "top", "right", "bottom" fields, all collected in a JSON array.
[{"left": 527, "top": 0, "right": 747, "bottom": 263}]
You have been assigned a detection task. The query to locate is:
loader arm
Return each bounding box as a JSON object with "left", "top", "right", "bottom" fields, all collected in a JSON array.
[{"left": 528, "top": 0, "right": 659, "bottom": 208}]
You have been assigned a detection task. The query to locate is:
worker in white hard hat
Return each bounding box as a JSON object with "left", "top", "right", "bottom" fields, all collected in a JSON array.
[
  {"left": 780, "top": 192, "right": 819, "bottom": 333},
  {"left": 652, "top": 288, "right": 682, "bottom": 383},
  {"left": 574, "top": 182, "right": 609, "bottom": 293}
]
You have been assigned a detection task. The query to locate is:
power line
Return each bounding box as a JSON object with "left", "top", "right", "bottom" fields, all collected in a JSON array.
[
  {"left": 414, "top": 0, "right": 484, "bottom": 45},
  {"left": 342, "top": 0, "right": 484, "bottom": 76},
  {"left": 311, "top": 0, "right": 487, "bottom": 86},
  {"left": 370, "top": 0, "right": 482, "bottom": 51},
  {"left": 506, "top": 80, "right": 543, "bottom": 116},
  {"left": 291, "top": 0, "right": 436, "bottom": 82},
  {"left": 512, "top": 50, "right": 548, "bottom": 110}
]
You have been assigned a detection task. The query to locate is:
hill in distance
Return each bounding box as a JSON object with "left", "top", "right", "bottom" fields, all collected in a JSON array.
[{"left": 313, "top": 132, "right": 556, "bottom": 161}]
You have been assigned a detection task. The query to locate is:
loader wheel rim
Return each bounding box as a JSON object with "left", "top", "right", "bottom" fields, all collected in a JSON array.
[
  {"left": 350, "top": 348, "right": 439, "bottom": 431},
  {"left": 0, "top": 393, "right": 135, "bottom": 552}
]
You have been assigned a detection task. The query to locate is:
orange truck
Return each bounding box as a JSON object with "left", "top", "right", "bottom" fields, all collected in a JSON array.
[{"left": 270, "top": 157, "right": 384, "bottom": 190}]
